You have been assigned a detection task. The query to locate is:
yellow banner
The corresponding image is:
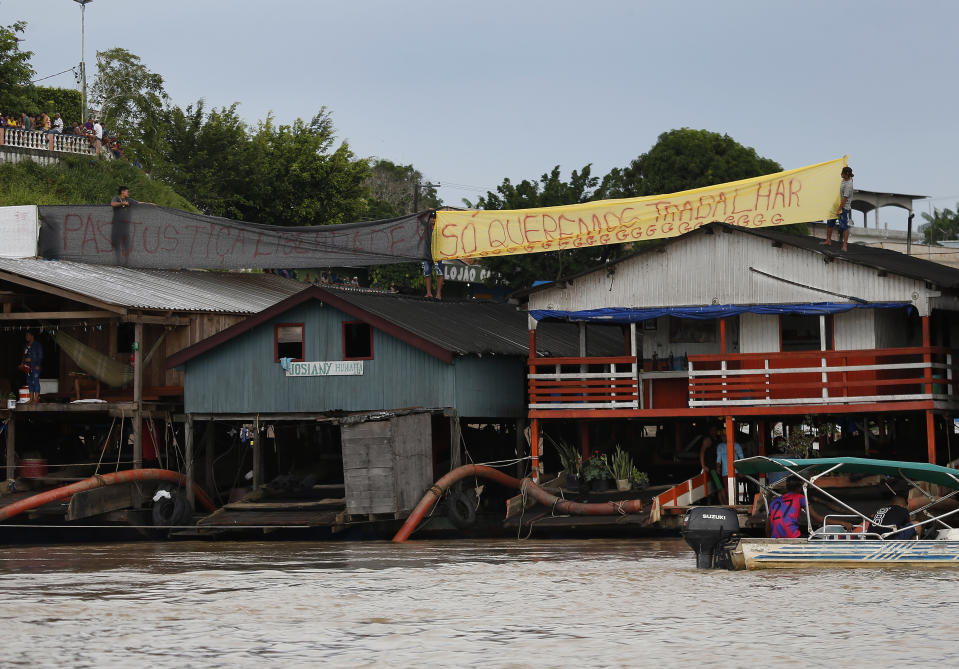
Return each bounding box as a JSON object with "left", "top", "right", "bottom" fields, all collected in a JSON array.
[{"left": 433, "top": 157, "right": 847, "bottom": 260}]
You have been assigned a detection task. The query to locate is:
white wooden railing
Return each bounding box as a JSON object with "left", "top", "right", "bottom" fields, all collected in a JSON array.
[{"left": 0, "top": 128, "right": 112, "bottom": 159}]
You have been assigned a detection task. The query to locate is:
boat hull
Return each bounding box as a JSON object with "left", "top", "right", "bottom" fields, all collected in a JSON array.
[{"left": 731, "top": 539, "right": 959, "bottom": 570}]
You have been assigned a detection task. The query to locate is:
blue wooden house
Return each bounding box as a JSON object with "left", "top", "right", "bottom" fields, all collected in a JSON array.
[{"left": 166, "top": 285, "right": 620, "bottom": 528}]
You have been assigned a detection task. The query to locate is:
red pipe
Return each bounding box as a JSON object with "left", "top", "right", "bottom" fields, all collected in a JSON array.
[
  {"left": 392, "top": 464, "right": 644, "bottom": 542},
  {"left": 0, "top": 469, "right": 217, "bottom": 522}
]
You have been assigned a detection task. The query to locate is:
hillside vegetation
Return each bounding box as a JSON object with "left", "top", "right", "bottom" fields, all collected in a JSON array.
[{"left": 0, "top": 156, "right": 198, "bottom": 211}]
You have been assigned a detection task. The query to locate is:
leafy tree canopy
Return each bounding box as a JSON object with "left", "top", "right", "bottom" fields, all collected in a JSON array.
[
  {"left": 90, "top": 47, "right": 169, "bottom": 167},
  {"left": 597, "top": 128, "right": 782, "bottom": 198},
  {"left": 921, "top": 205, "right": 959, "bottom": 245},
  {"left": 0, "top": 22, "right": 35, "bottom": 113}
]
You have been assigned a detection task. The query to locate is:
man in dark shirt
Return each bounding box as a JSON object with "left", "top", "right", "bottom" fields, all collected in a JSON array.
[
  {"left": 110, "top": 185, "right": 155, "bottom": 264},
  {"left": 868, "top": 495, "right": 918, "bottom": 539}
]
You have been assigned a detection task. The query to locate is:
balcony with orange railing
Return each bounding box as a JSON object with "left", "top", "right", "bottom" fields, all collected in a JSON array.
[{"left": 528, "top": 346, "right": 959, "bottom": 413}]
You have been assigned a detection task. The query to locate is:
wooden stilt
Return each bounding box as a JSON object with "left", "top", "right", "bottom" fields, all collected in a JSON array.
[
  {"left": 580, "top": 421, "right": 590, "bottom": 462},
  {"left": 926, "top": 410, "right": 936, "bottom": 465},
  {"left": 757, "top": 419, "right": 767, "bottom": 488},
  {"left": 133, "top": 322, "right": 143, "bottom": 469},
  {"left": 5, "top": 414, "right": 14, "bottom": 482},
  {"left": 184, "top": 414, "right": 195, "bottom": 508},
  {"left": 530, "top": 417, "right": 540, "bottom": 482},
  {"left": 252, "top": 415, "right": 262, "bottom": 489}
]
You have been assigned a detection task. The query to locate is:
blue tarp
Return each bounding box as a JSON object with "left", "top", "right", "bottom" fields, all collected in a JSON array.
[{"left": 529, "top": 302, "right": 912, "bottom": 323}]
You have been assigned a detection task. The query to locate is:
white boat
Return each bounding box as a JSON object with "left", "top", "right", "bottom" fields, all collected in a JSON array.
[{"left": 683, "top": 456, "right": 959, "bottom": 570}]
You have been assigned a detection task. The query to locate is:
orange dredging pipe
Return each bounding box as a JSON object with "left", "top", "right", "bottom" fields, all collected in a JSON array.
[
  {"left": 0, "top": 469, "right": 217, "bottom": 523},
  {"left": 392, "top": 464, "right": 644, "bottom": 542}
]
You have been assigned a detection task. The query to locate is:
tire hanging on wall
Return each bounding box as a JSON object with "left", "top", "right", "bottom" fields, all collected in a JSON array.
[{"left": 446, "top": 490, "right": 477, "bottom": 529}]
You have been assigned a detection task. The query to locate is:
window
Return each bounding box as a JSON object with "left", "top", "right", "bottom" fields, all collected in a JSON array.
[
  {"left": 275, "top": 323, "right": 304, "bottom": 361},
  {"left": 343, "top": 321, "right": 373, "bottom": 360},
  {"left": 781, "top": 314, "right": 832, "bottom": 352}
]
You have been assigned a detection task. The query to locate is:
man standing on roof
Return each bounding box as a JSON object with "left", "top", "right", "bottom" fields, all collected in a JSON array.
[
  {"left": 824, "top": 165, "right": 854, "bottom": 251},
  {"left": 110, "top": 185, "right": 155, "bottom": 264}
]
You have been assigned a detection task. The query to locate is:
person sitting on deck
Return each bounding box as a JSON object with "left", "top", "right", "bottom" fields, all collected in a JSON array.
[
  {"left": 766, "top": 478, "right": 830, "bottom": 538},
  {"left": 866, "top": 495, "right": 918, "bottom": 540}
]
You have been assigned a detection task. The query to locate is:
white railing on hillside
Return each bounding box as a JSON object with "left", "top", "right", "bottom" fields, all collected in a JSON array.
[{"left": 0, "top": 128, "right": 112, "bottom": 160}]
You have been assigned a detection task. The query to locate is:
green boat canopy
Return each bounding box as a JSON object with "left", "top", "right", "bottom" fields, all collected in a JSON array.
[{"left": 734, "top": 456, "right": 959, "bottom": 489}]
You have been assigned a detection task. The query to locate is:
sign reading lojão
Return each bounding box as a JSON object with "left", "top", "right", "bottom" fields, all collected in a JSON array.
[{"left": 433, "top": 157, "right": 846, "bottom": 260}]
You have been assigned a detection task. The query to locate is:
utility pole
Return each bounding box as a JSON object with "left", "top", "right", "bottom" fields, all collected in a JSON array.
[{"left": 73, "top": 0, "right": 93, "bottom": 124}]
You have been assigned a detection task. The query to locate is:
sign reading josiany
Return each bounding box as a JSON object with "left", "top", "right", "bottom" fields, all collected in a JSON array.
[
  {"left": 286, "top": 360, "right": 364, "bottom": 377},
  {"left": 37, "top": 206, "right": 431, "bottom": 269},
  {"left": 432, "top": 157, "right": 847, "bottom": 260}
]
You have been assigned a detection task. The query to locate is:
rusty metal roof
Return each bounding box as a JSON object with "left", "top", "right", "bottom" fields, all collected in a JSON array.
[{"left": 0, "top": 258, "right": 306, "bottom": 313}]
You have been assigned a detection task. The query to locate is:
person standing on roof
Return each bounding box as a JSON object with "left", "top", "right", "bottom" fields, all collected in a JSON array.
[
  {"left": 824, "top": 165, "right": 854, "bottom": 251},
  {"left": 110, "top": 185, "right": 155, "bottom": 264}
]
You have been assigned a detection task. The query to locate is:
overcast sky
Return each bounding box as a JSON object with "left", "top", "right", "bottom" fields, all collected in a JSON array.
[{"left": 7, "top": 0, "right": 958, "bottom": 228}]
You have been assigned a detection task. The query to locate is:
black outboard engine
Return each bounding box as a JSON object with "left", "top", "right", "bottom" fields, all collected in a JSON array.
[{"left": 682, "top": 506, "right": 741, "bottom": 569}]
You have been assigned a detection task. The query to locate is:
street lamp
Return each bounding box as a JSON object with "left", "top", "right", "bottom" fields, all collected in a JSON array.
[{"left": 73, "top": 0, "right": 93, "bottom": 124}]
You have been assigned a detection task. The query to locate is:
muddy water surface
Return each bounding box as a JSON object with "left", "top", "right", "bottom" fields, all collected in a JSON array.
[{"left": 0, "top": 538, "right": 955, "bottom": 668}]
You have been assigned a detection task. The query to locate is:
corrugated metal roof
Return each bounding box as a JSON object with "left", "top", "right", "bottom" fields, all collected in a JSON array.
[
  {"left": 519, "top": 222, "right": 959, "bottom": 297},
  {"left": 318, "top": 287, "right": 625, "bottom": 357},
  {"left": 0, "top": 258, "right": 306, "bottom": 312}
]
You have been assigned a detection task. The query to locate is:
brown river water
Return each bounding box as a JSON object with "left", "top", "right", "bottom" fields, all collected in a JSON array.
[{"left": 0, "top": 538, "right": 955, "bottom": 668}]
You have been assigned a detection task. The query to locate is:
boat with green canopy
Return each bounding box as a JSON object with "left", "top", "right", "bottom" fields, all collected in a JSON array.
[{"left": 681, "top": 456, "right": 959, "bottom": 569}]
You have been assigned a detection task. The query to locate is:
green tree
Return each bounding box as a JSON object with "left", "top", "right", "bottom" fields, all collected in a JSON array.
[
  {"left": 365, "top": 159, "right": 440, "bottom": 218},
  {"left": 242, "top": 109, "right": 370, "bottom": 226},
  {"left": 90, "top": 48, "right": 168, "bottom": 166},
  {"left": 596, "top": 128, "right": 782, "bottom": 199},
  {"left": 153, "top": 101, "right": 252, "bottom": 218},
  {"left": 0, "top": 21, "right": 35, "bottom": 113},
  {"left": 921, "top": 205, "right": 959, "bottom": 244}
]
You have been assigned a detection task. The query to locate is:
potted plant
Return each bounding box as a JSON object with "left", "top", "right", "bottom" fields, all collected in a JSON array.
[
  {"left": 610, "top": 445, "right": 634, "bottom": 492},
  {"left": 630, "top": 466, "right": 649, "bottom": 490},
  {"left": 583, "top": 452, "right": 613, "bottom": 492},
  {"left": 554, "top": 439, "right": 582, "bottom": 492}
]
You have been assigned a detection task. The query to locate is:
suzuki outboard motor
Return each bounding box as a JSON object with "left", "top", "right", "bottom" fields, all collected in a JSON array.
[{"left": 682, "top": 506, "right": 741, "bottom": 569}]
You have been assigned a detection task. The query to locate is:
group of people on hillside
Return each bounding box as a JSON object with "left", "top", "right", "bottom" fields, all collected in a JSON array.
[{"left": 0, "top": 111, "right": 125, "bottom": 158}]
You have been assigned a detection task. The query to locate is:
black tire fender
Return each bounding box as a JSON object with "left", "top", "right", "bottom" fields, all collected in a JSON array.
[
  {"left": 447, "top": 490, "right": 477, "bottom": 529},
  {"left": 151, "top": 488, "right": 192, "bottom": 527}
]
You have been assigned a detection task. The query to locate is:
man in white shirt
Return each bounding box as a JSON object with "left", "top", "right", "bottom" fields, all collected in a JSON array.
[
  {"left": 93, "top": 120, "right": 103, "bottom": 141},
  {"left": 52, "top": 113, "right": 63, "bottom": 134}
]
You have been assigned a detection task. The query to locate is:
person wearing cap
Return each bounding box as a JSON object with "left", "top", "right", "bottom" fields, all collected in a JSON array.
[{"left": 824, "top": 166, "right": 854, "bottom": 251}]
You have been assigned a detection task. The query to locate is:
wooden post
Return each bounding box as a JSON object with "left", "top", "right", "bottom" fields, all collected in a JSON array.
[
  {"left": 252, "top": 415, "right": 262, "bottom": 489},
  {"left": 204, "top": 420, "right": 215, "bottom": 496},
  {"left": 720, "top": 318, "right": 727, "bottom": 354},
  {"left": 580, "top": 421, "right": 590, "bottom": 462},
  {"left": 184, "top": 414, "right": 195, "bottom": 509},
  {"left": 725, "top": 415, "right": 736, "bottom": 504},
  {"left": 449, "top": 410, "right": 462, "bottom": 471},
  {"left": 757, "top": 419, "right": 767, "bottom": 488},
  {"left": 926, "top": 410, "right": 936, "bottom": 465},
  {"left": 4, "top": 414, "right": 14, "bottom": 482},
  {"left": 530, "top": 417, "right": 540, "bottom": 482},
  {"left": 515, "top": 417, "right": 527, "bottom": 479},
  {"left": 133, "top": 321, "right": 143, "bottom": 469}
]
